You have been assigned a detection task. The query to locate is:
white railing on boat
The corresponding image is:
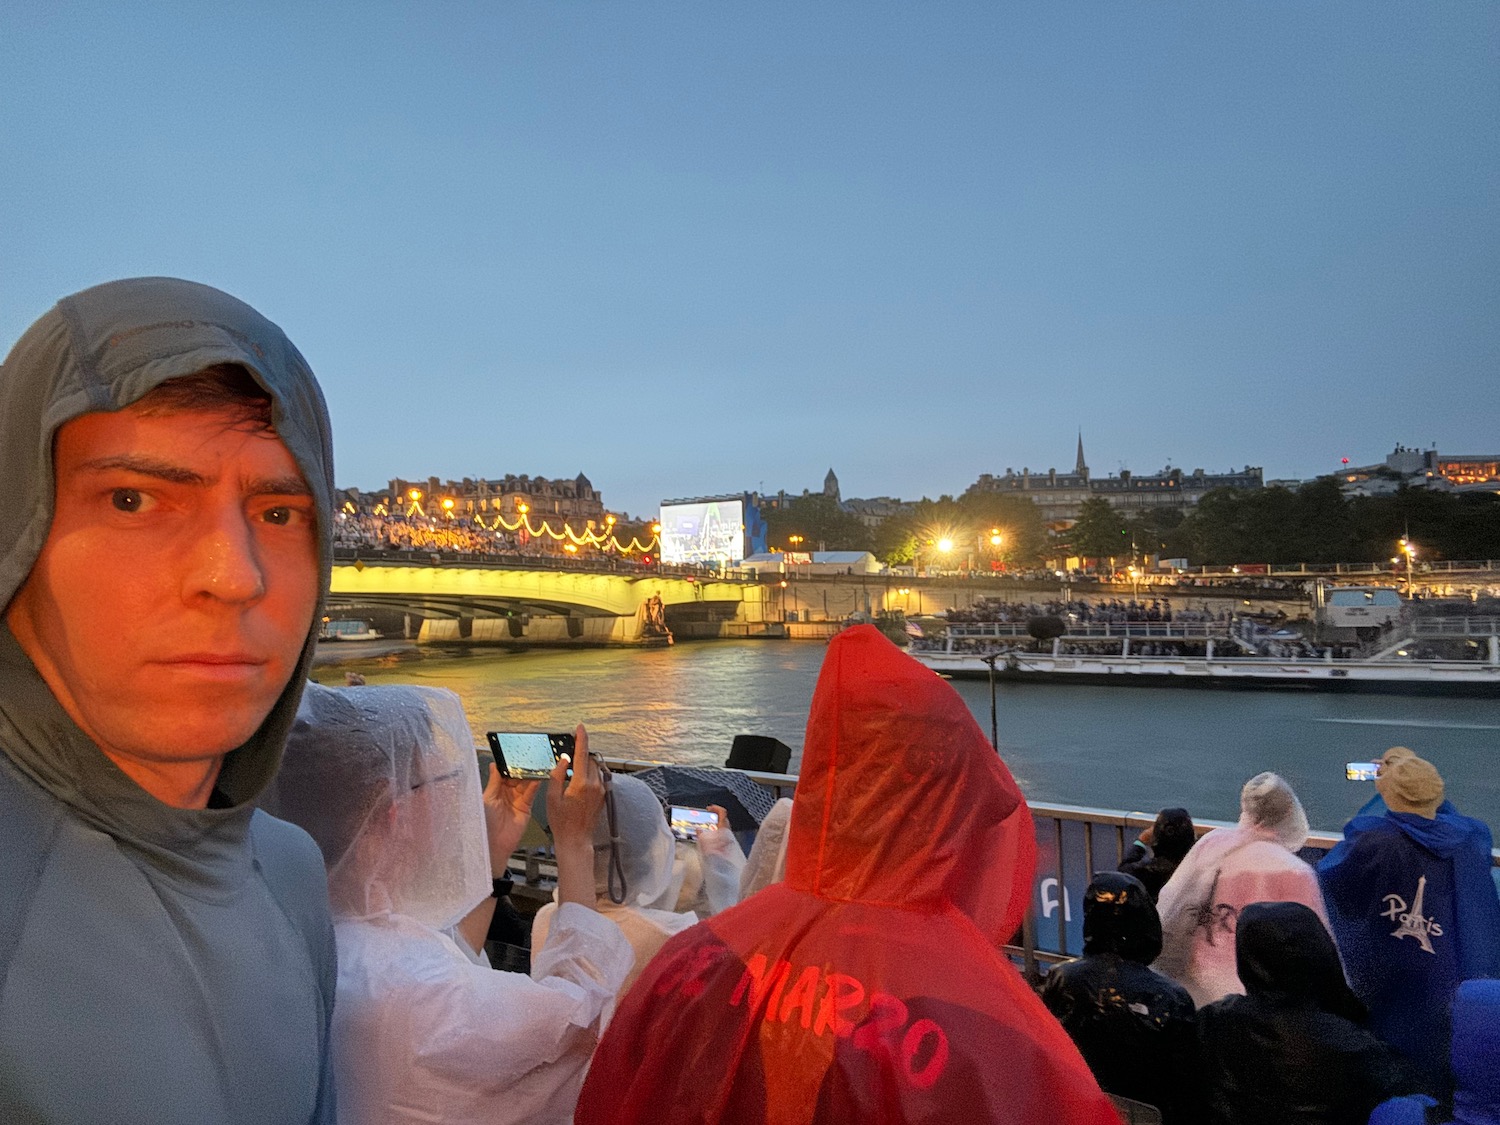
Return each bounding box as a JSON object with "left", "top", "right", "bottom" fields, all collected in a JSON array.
[
  {"left": 1410, "top": 616, "right": 1500, "bottom": 637},
  {"left": 946, "top": 621, "right": 1229, "bottom": 640}
]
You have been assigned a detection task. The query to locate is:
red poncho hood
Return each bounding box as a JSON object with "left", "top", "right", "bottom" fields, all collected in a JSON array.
[
  {"left": 577, "top": 626, "right": 1116, "bottom": 1125},
  {"left": 786, "top": 624, "right": 1036, "bottom": 942}
]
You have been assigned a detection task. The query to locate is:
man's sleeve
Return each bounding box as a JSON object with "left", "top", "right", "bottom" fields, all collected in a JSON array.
[{"left": 309, "top": 909, "right": 338, "bottom": 1125}]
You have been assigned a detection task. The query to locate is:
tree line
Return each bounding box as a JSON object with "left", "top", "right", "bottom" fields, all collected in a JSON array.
[
  {"left": 758, "top": 480, "right": 1500, "bottom": 568},
  {"left": 1075, "top": 481, "right": 1500, "bottom": 566}
]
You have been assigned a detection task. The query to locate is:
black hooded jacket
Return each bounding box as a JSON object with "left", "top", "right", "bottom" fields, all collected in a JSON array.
[
  {"left": 1197, "top": 901, "right": 1413, "bottom": 1125},
  {"left": 1040, "top": 873, "right": 1200, "bottom": 1124},
  {"left": 1118, "top": 807, "right": 1196, "bottom": 901}
]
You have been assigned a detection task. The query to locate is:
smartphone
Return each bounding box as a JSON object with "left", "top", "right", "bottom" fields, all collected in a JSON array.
[
  {"left": 1345, "top": 761, "right": 1380, "bottom": 781},
  {"left": 486, "top": 731, "right": 576, "bottom": 780},
  {"left": 669, "top": 805, "right": 719, "bottom": 841}
]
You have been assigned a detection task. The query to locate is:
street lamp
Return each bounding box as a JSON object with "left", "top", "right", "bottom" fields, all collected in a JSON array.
[
  {"left": 1398, "top": 536, "right": 1417, "bottom": 597},
  {"left": 934, "top": 537, "right": 954, "bottom": 577}
]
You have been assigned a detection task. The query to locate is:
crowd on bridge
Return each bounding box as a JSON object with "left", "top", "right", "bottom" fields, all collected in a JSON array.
[
  {"left": 333, "top": 510, "right": 625, "bottom": 560},
  {"left": 331, "top": 509, "right": 663, "bottom": 570}
]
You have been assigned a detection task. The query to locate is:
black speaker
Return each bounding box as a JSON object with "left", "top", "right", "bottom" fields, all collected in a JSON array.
[{"left": 726, "top": 734, "right": 793, "bottom": 774}]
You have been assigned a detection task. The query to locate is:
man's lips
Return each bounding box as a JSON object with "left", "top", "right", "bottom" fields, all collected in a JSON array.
[{"left": 151, "top": 654, "right": 270, "bottom": 679}]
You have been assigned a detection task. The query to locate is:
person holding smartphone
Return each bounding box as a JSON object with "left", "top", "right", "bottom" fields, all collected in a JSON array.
[
  {"left": 531, "top": 773, "right": 700, "bottom": 998},
  {"left": 1318, "top": 753, "right": 1500, "bottom": 1099},
  {"left": 269, "top": 683, "right": 632, "bottom": 1125}
]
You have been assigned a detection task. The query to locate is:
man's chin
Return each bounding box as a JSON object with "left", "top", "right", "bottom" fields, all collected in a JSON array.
[{"left": 95, "top": 706, "right": 279, "bottom": 765}]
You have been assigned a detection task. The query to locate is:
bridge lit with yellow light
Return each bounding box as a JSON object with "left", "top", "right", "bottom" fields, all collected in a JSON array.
[{"left": 326, "top": 559, "right": 776, "bottom": 644}]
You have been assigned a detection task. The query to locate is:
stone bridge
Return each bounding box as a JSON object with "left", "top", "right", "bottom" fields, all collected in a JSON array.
[{"left": 325, "top": 558, "right": 776, "bottom": 644}]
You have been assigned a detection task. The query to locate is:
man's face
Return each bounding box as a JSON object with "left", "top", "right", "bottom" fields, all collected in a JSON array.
[{"left": 5, "top": 403, "right": 319, "bottom": 774}]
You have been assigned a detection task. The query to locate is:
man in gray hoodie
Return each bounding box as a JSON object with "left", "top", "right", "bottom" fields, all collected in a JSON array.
[{"left": 0, "top": 278, "right": 338, "bottom": 1124}]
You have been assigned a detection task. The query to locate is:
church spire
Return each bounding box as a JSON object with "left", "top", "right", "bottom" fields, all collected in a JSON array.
[{"left": 1075, "top": 431, "right": 1088, "bottom": 477}]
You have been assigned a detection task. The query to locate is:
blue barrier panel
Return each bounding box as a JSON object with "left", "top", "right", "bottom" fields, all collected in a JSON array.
[{"left": 1032, "top": 818, "right": 1092, "bottom": 957}]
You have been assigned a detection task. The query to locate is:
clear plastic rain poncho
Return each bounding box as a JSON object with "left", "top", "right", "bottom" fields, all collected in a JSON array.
[
  {"left": 268, "top": 683, "right": 632, "bottom": 1125},
  {"left": 272, "top": 679, "right": 490, "bottom": 929},
  {"left": 654, "top": 814, "right": 750, "bottom": 921},
  {"left": 739, "top": 796, "right": 793, "bottom": 899},
  {"left": 1153, "top": 771, "right": 1329, "bottom": 1008},
  {"left": 691, "top": 813, "right": 749, "bottom": 918},
  {"left": 533, "top": 773, "right": 697, "bottom": 997}
]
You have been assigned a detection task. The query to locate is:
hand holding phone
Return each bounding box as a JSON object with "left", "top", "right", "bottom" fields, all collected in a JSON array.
[
  {"left": 486, "top": 731, "right": 577, "bottom": 781},
  {"left": 481, "top": 763, "right": 544, "bottom": 871},
  {"left": 548, "top": 725, "right": 606, "bottom": 909},
  {"left": 669, "top": 806, "right": 719, "bottom": 841}
]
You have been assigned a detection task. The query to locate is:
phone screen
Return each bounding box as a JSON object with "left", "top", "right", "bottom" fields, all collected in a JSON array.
[
  {"left": 669, "top": 806, "right": 719, "bottom": 841},
  {"left": 487, "top": 732, "right": 575, "bottom": 780},
  {"left": 1345, "top": 761, "right": 1380, "bottom": 781}
]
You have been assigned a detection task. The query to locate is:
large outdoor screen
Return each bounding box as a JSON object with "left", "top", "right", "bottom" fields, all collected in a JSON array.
[{"left": 659, "top": 499, "right": 745, "bottom": 565}]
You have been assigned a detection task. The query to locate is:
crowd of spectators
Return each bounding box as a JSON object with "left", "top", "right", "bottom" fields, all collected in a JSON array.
[
  {"left": 275, "top": 629, "right": 1498, "bottom": 1125},
  {"left": 20, "top": 277, "right": 1496, "bottom": 1125},
  {"left": 946, "top": 596, "right": 1232, "bottom": 626},
  {"left": 330, "top": 510, "right": 667, "bottom": 572},
  {"left": 333, "top": 510, "right": 607, "bottom": 560},
  {"left": 1039, "top": 754, "right": 1500, "bottom": 1125}
]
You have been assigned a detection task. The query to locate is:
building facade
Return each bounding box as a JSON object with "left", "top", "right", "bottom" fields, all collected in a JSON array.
[
  {"left": 384, "top": 473, "right": 607, "bottom": 526},
  {"left": 967, "top": 437, "right": 1263, "bottom": 523},
  {"left": 1336, "top": 446, "right": 1500, "bottom": 497}
]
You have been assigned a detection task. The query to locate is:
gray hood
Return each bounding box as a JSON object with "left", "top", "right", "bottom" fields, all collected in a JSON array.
[{"left": 0, "top": 277, "right": 334, "bottom": 827}]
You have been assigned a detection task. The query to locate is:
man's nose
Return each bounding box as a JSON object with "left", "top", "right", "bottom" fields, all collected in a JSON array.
[{"left": 185, "top": 508, "right": 266, "bottom": 603}]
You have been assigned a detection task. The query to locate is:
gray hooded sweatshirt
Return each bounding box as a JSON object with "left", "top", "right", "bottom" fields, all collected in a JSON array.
[{"left": 0, "top": 278, "right": 337, "bottom": 1124}]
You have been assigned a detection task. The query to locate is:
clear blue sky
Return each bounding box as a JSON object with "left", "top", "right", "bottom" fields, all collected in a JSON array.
[{"left": 3, "top": 2, "right": 1496, "bottom": 519}]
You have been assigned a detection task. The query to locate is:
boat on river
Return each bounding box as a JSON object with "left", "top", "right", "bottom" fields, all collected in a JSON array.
[
  {"left": 319, "top": 618, "right": 383, "bottom": 642},
  {"left": 911, "top": 607, "right": 1500, "bottom": 697}
]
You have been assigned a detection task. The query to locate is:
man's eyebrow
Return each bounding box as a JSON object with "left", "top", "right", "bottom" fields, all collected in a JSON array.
[
  {"left": 246, "top": 475, "right": 314, "bottom": 498},
  {"left": 75, "top": 456, "right": 312, "bottom": 497},
  {"left": 76, "top": 455, "right": 205, "bottom": 485}
]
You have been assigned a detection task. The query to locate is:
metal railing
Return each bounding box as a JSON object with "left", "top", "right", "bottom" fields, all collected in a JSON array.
[
  {"left": 570, "top": 757, "right": 1500, "bottom": 979},
  {"left": 946, "top": 621, "right": 1229, "bottom": 640},
  {"left": 1411, "top": 616, "right": 1500, "bottom": 637},
  {"left": 1186, "top": 561, "right": 1500, "bottom": 577}
]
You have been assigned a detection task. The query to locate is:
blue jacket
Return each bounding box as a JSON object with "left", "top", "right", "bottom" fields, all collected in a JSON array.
[
  {"left": 1318, "top": 807, "right": 1500, "bottom": 1094},
  {"left": 1368, "top": 978, "right": 1500, "bottom": 1125}
]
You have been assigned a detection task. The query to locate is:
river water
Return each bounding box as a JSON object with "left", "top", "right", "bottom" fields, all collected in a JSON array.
[{"left": 321, "top": 640, "right": 1500, "bottom": 834}]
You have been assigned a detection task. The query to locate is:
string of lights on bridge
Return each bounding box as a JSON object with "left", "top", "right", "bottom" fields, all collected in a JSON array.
[{"left": 347, "top": 489, "right": 662, "bottom": 556}]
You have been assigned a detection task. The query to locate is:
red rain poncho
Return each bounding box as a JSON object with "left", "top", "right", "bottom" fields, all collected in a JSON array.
[{"left": 576, "top": 626, "right": 1118, "bottom": 1124}]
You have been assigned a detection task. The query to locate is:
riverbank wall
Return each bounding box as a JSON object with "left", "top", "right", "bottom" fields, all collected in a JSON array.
[{"left": 324, "top": 576, "right": 1305, "bottom": 653}]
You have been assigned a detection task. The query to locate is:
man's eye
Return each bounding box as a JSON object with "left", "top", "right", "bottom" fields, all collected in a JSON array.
[
  {"left": 111, "top": 489, "right": 145, "bottom": 512},
  {"left": 263, "top": 506, "right": 296, "bottom": 526}
]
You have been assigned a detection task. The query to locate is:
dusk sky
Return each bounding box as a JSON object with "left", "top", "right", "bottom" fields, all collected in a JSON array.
[{"left": 4, "top": 3, "right": 1496, "bottom": 519}]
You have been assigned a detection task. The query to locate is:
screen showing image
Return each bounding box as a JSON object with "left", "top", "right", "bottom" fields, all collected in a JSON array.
[
  {"left": 669, "top": 806, "right": 720, "bottom": 841},
  {"left": 659, "top": 500, "right": 744, "bottom": 565},
  {"left": 487, "top": 732, "right": 565, "bottom": 780}
]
